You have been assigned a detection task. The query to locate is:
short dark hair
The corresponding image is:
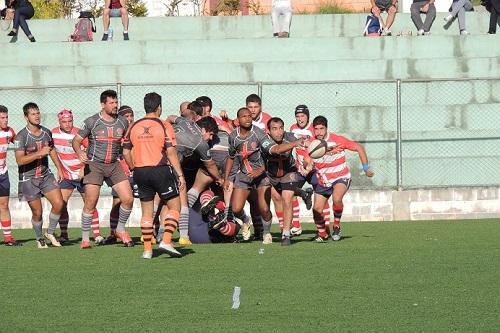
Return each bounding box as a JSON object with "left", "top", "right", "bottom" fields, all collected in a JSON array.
[
  {"left": 196, "top": 96, "right": 212, "bottom": 111},
  {"left": 100, "top": 90, "right": 118, "bottom": 104},
  {"left": 246, "top": 94, "right": 261, "bottom": 106},
  {"left": 0, "top": 105, "right": 8, "bottom": 114},
  {"left": 188, "top": 101, "right": 204, "bottom": 117},
  {"left": 237, "top": 107, "right": 250, "bottom": 117},
  {"left": 23, "top": 102, "right": 39, "bottom": 116},
  {"left": 267, "top": 117, "right": 284, "bottom": 130},
  {"left": 196, "top": 116, "right": 218, "bottom": 135},
  {"left": 144, "top": 92, "right": 162, "bottom": 114},
  {"left": 312, "top": 116, "right": 328, "bottom": 128}
]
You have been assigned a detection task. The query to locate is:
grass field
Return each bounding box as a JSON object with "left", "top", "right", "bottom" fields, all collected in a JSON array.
[{"left": 1, "top": 219, "right": 499, "bottom": 332}]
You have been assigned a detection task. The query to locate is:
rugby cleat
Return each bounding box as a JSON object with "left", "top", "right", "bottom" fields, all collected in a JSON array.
[
  {"left": 332, "top": 226, "right": 342, "bottom": 241},
  {"left": 115, "top": 231, "right": 134, "bottom": 247},
  {"left": 4, "top": 237, "right": 21, "bottom": 246},
  {"left": 313, "top": 233, "right": 329, "bottom": 243},
  {"left": 290, "top": 227, "right": 302, "bottom": 237},
  {"left": 207, "top": 212, "right": 227, "bottom": 230},
  {"left": 142, "top": 251, "right": 153, "bottom": 259},
  {"left": 281, "top": 235, "right": 291, "bottom": 246},
  {"left": 94, "top": 235, "right": 105, "bottom": 246},
  {"left": 262, "top": 233, "right": 273, "bottom": 245},
  {"left": 36, "top": 238, "right": 48, "bottom": 249},
  {"left": 103, "top": 233, "right": 117, "bottom": 245},
  {"left": 178, "top": 237, "right": 192, "bottom": 246},
  {"left": 158, "top": 242, "right": 182, "bottom": 258},
  {"left": 80, "top": 240, "right": 92, "bottom": 249},
  {"left": 200, "top": 195, "right": 221, "bottom": 216},
  {"left": 44, "top": 233, "right": 62, "bottom": 247},
  {"left": 241, "top": 222, "right": 252, "bottom": 241}
]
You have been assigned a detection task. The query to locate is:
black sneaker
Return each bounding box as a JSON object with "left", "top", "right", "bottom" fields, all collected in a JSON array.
[
  {"left": 103, "top": 234, "right": 117, "bottom": 245},
  {"left": 207, "top": 212, "right": 226, "bottom": 230},
  {"left": 273, "top": 33, "right": 279, "bottom": 37},
  {"left": 29, "top": 36, "right": 36, "bottom": 42},
  {"left": 7, "top": 30, "right": 16, "bottom": 36},
  {"left": 302, "top": 188, "right": 313, "bottom": 210},
  {"left": 313, "top": 234, "right": 328, "bottom": 243},
  {"left": 200, "top": 195, "right": 221, "bottom": 216},
  {"left": 281, "top": 236, "right": 291, "bottom": 246},
  {"left": 123, "top": 32, "right": 129, "bottom": 40},
  {"left": 101, "top": 33, "right": 108, "bottom": 41}
]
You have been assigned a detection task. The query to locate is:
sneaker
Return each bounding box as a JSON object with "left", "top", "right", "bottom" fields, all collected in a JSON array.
[
  {"left": 94, "top": 235, "right": 105, "bottom": 246},
  {"left": 80, "top": 240, "right": 91, "bottom": 249},
  {"left": 278, "top": 32, "right": 289, "bottom": 38},
  {"left": 142, "top": 251, "right": 152, "bottom": 259},
  {"left": 7, "top": 30, "right": 16, "bottom": 36},
  {"left": 158, "top": 241, "right": 182, "bottom": 258},
  {"left": 273, "top": 32, "right": 279, "bottom": 37},
  {"left": 4, "top": 237, "right": 21, "bottom": 246},
  {"left": 44, "top": 233, "right": 62, "bottom": 247},
  {"left": 58, "top": 235, "right": 69, "bottom": 244},
  {"left": 36, "top": 238, "right": 48, "bottom": 249},
  {"left": 290, "top": 226, "right": 302, "bottom": 237},
  {"left": 178, "top": 237, "right": 192, "bottom": 246},
  {"left": 417, "top": 29, "right": 425, "bottom": 36},
  {"left": 115, "top": 231, "right": 134, "bottom": 247},
  {"left": 241, "top": 222, "right": 251, "bottom": 241},
  {"left": 123, "top": 32, "right": 129, "bottom": 41},
  {"left": 423, "top": 31, "right": 431, "bottom": 36},
  {"left": 313, "top": 233, "right": 329, "bottom": 242},
  {"left": 29, "top": 36, "right": 36, "bottom": 42},
  {"left": 101, "top": 33, "right": 108, "bottom": 41},
  {"left": 200, "top": 195, "right": 221, "bottom": 216},
  {"left": 262, "top": 233, "right": 272, "bottom": 245},
  {"left": 460, "top": 30, "right": 470, "bottom": 35},
  {"left": 103, "top": 233, "right": 117, "bottom": 245},
  {"left": 332, "top": 226, "right": 342, "bottom": 241},
  {"left": 302, "top": 188, "right": 313, "bottom": 210},
  {"left": 383, "top": 28, "right": 392, "bottom": 36},
  {"left": 444, "top": 14, "right": 453, "bottom": 22},
  {"left": 281, "top": 235, "right": 291, "bottom": 246}
]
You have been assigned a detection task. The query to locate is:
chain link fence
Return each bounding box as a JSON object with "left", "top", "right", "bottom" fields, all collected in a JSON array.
[{"left": 0, "top": 78, "right": 498, "bottom": 195}]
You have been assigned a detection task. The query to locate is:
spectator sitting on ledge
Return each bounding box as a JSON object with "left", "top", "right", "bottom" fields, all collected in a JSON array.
[
  {"left": 6, "top": 0, "right": 36, "bottom": 43},
  {"left": 102, "top": 0, "right": 129, "bottom": 41},
  {"left": 370, "top": 0, "right": 398, "bottom": 36}
]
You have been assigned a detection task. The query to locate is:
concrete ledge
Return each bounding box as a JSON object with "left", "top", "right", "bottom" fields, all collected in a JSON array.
[
  {"left": 8, "top": 186, "right": 500, "bottom": 229},
  {"left": 0, "top": 13, "right": 497, "bottom": 44}
]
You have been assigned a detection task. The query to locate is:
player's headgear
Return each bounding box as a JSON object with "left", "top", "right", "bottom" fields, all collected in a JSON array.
[
  {"left": 58, "top": 109, "right": 73, "bottom": 121},
  {"left": 118, "top": 105, "right": 133, "bottom": 116},
  {"left": 295, "top": 105, "right": 309, "bottom": 118}
]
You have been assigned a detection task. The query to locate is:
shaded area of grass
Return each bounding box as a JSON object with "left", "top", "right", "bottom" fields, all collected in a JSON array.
[{"left": 1, "top": 220, "right": 499, "bottom": 331}]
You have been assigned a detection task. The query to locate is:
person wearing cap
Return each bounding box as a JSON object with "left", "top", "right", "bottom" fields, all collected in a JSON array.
[
  {"left": 0, "top": 105, "right": 20, "bottom": 246},
  {"left": 52, "top": 109, "right": 104, "bottom": 244},
  {"left": 290, "top": 105, "right": 333, "bottom": 238}
]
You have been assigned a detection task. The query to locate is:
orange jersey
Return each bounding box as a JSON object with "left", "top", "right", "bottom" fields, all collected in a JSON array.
[{"left": 123, "top": 117, "right": 174, "bottom": 168}]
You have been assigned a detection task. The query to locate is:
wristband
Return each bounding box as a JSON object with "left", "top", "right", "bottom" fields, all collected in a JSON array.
[{"left": 362, "top": 163, "right": 369, "bottom": 172}]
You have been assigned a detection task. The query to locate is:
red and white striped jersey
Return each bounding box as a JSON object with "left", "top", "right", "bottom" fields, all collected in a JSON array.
[
  {"left": 252, "top": 112, "right": 272, "bottom": 132},
  {"left": 313, "top": 132, "right": 358, "bottom": 187},
  {"left": 52, "top": 126, "right": 86, "bottom": 180},
  {"left": 0, "top": 127, "right": 15, "bottom": 176},
  {"left": 290, "top": 123, "right": 314, "bottom": 172}
]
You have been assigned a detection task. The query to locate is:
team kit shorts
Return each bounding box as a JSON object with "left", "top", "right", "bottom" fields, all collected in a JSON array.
[
  {"left": 83, "top": 161, "right": 128, "bottom": 188},
  {"left": 133, "top": 165, "right": 180, "bottom": 202},
  {"left": 18, "top": 173, "right": 59, "bottom": 202},
  {"left": 59, "top": 178, "right": 85, "bottom": 194},
  {"left": 0, "top": 172, "right": 11, "bottom": 197}
]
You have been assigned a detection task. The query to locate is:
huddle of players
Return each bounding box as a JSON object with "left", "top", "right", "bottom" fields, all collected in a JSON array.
[{"left": 0, "top": 90, "right": 374, "bottom": 258}]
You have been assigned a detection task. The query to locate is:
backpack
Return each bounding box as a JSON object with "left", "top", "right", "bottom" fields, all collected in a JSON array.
[
  {"left": 363, "top": 14, "right": 381, "bottom": 37},
  {"left": 70, "top": 11, "right": 96, "bottom": 42}
]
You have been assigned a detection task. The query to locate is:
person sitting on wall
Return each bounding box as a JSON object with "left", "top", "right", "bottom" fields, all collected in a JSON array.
[
  {"left": 370, "top": 0, "right": 397, "bottom": 36},
  {"left": 6, "top": 0, "right": 36, "bottom": 43},
  {"left": 271, "top": 0, "right": 292, "bottom": 38},
  {"left": 410, "top": 0, "right": 436, "bottom": 35},
  {"left": 102, "top": 0, "right": 129, "bottom": 41}
]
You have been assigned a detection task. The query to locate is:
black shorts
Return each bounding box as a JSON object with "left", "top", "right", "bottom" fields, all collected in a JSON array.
[
  {"left": 0, "top": 172, "right": 10, "bottom": 197},
  {"left": 133, "top": 166, "right": 179, "bottom": 202},
  {"left": 59, "top": 178, "right": 84, "bottom": 194},
  {"left": 269, "top": 171, "right": 302, "bottom": 192}
]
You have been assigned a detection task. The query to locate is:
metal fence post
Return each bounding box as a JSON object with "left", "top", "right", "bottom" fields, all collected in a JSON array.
[
  {"left": 396, "top": 79, "right": 403, "bottom": 190},
  {"left": 116, "top": 82, "right": 122, "bottom": 103},
  {"left": 257, "top": 82, "right": 263, "bottom": 99}
]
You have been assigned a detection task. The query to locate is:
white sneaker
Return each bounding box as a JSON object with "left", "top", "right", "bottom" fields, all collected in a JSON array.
[
  {"left": 241, "top": 222, "right": 251, "bottom": 241},
  {"left": 460, "top": 30, "right": 470, "bottom": 35},
  {"left": 290, "top": 227, "right": 302, "bottom": 237},
  {"left": 444, "top": 14, "right": 453, "bottom": 22},
  {"left": 36, "top": 238, "right": 48, "bottom": 249},
  {"left": 44, "top": 233, "right": 61, "bottom": 247},
  {"left": 142, "top": 251, "right": 153, "bottom": 259},
  {"left": 94, "top": 235, "right": 105, "bottom": 245},
  {"left": 262, "top": 233, "right": 272, "bottom": 245},
  {"left": 158, "top": 241, "right": 182, "bottom": 258},
  {"left": 417, "top": 29, "right": 425, "bottom": 36},
  {"left": 332, "top": 226, "right": 342, "bottom": 241}
]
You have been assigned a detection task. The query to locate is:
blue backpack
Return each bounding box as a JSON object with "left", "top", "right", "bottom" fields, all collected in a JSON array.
[{"left": 363, "top": 14, "right": 381, "bottom": 36}]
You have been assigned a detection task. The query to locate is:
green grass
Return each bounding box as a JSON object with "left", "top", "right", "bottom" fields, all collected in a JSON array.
[{"left": 1, "top": 220, "right": 499, "bottom": 332}]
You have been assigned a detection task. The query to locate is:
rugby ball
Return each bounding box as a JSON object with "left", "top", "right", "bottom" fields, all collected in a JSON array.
[{"left": 307, "top": 139, "right": 328, "bottom": 159}]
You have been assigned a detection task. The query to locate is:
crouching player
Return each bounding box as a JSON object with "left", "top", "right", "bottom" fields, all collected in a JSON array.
[
  {"left": 307, "top": 116, "right": 374, "bottom": 242},
  {"left": 122, "top": 92, "right": 185, "bottom": 259}
]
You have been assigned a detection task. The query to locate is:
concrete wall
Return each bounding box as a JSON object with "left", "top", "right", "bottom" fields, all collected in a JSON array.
[{"left": 9, "top": 186, "right": 500, "bottom": 230}]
